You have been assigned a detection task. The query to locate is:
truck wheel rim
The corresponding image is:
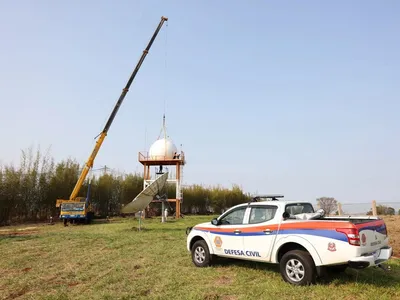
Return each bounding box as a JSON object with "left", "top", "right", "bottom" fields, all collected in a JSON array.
[
  {"left": 194, "top": 246, "right": 206, "bottom": 263},
  {"left": 286, "top": 259, "right": 305, "bottom": 282}
]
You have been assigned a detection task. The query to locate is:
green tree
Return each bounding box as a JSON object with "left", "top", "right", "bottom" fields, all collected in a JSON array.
[
  {"left": 376, "top": 205, "right": 395, "bottom": 215},
  {"left": 0, "top": 165, "right": 22, "bottom": 225}
]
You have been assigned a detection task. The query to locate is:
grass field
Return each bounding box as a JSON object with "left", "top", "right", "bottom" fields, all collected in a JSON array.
[{"left": 1, "top": 216, "right": 400, "bottom": 300}]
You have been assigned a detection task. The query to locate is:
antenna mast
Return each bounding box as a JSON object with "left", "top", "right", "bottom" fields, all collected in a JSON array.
[{"left": 163, "top": 114, "right": 167, "bottom": 158}]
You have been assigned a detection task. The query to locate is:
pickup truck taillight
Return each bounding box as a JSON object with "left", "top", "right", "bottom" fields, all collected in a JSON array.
[
  {"left": 382, "top": 225, "right": 388, "bottom": 236},
  {"left": 336, "top": 228, "right": 360, "bottom": 246}
]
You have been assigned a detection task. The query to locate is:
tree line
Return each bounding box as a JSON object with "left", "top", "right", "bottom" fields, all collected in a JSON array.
[
  {"left": 0, "top": 147, "right": 251, "bottom": 225},
  {"left": 367, "top": 205, "right": 398, "bottom": 216},
  {"left": 3, "top": 147, "right": 397, "bottom": 226}
]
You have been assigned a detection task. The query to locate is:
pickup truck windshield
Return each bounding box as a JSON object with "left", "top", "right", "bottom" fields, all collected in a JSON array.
[{"left": 285, "top": 203, "right": 314, "bottom": 215}]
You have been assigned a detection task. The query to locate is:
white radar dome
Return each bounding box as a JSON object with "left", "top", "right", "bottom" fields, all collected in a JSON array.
[{"left": 148, "top": 138, "right": 178, "bottom": 160}]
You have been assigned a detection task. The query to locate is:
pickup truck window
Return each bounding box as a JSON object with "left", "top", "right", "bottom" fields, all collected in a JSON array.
[
  {"left": 249, "top": 206, "right": 278, "bottom": 224},
  {"left": 285, "top": 203, "right": 314, "bottom": 215},
  {"left": 220, "top": 207, "right": 246, "bottom": 225}
]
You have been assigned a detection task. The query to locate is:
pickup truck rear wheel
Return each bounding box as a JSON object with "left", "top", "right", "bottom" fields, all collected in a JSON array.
[
  {"left": 191, "top": 240, "right": 212, "bottom": 267},
  {"left": 280, "top": 250, "right": 316, "bottom": 286}
]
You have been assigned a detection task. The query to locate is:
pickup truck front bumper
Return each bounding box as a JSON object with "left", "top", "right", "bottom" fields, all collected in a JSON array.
[{"left": 348, "top": 246, "right": 393, "bottom": 269}]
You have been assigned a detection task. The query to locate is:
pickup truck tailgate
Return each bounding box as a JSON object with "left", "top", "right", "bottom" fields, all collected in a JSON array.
[{"left": 356, "top": 219, "right": 388, "bottom": 254}]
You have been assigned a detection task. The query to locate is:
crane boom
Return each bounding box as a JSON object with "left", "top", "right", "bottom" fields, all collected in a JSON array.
[{"left": 56, "top": 16, "right": 168, "bottom": 209}]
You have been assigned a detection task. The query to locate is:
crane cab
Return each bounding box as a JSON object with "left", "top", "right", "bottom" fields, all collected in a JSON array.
[{"left": 58, "top": 197, "right": 93, "bottom": 225}]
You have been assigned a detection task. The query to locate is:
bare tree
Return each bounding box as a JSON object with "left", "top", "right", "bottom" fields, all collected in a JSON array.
[{"left": 317, "top": 197, "right": 338, "bottom": 215}]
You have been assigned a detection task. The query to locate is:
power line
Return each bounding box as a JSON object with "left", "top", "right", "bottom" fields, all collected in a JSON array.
[{"left": 341, "top": 202, "right": 400, "bottom": 205}]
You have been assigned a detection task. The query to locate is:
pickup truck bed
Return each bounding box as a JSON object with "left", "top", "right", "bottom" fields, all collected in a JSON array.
[{"left": 317, "top": 217, "right": 383, "bottom": 225}]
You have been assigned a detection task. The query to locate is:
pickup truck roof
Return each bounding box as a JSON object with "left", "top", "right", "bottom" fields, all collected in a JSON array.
[
  {"left": 230, "top": 200, "right": 318, "bottom": 209},
  {"left": 221, "top": 200, "right": 381, "bottom": 224}
]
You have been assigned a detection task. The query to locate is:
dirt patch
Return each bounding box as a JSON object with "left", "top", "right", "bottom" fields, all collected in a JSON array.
[
  {"left": 4, "top": 287, "right": 28, "bottom": 300},
  {"left": 0, "top": 226, "right": 37, "bottom": 232},
  {"left": 203, "top": 292, "right": 236, "bottom": 300},
  {"left": 22, "top": 267, "right": 32, "bottom": 272},
  {"left": 17, "top": 226, "right": 37, "bottom": 231},
  {"left": 161, "top": 236, "right": 177, "bottom": 241},
  {"left": 140, "top": 289, "right": 151, "bottom": 296},
  {"left": 68, "top": 282, "right": 80, "bottom": 287},
  {"left": 203, "top": 292, "right": 221, "bottom": 300},
  {"left": 133, "top": 265, "right": 141, "bottom": 270},
  {"left": 0, "top": 230, "right": 38, "bottom": 237},
  {"left": 98, "top": 246, "right": 113, "bottom": 252},
  {"left": 222, "top": 296, "right": 238, "bottom": 300},
  {"left": 44, "top": 275, "right": 58, "bottom": 283},
  {"left": 215, "top": 275, "right": 232, "bottom": 285},
  {"left": 50, "top": 279, "right": 81, "bottom": 287}
]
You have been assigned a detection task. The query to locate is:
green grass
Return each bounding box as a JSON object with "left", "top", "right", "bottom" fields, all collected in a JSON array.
[{"left": 0, "top": 216, "right": 399, "bottom": 300}]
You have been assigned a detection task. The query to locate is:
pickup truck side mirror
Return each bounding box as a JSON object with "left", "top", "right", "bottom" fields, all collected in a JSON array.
[
  {"left": 211, "top": 218, "right": 219, "bottom": 226},
  {"left": 282, "top": 212, "right": 290, "bottom": 220}
]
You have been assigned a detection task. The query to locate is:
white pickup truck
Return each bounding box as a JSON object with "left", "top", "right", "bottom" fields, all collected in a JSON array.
[{"left": 186, "top": 196, "right": 393, "bottom": 285}]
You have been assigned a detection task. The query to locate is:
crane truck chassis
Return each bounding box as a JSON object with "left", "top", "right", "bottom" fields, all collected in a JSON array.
[{"left": 55, "top": 16, "right": 168, "bottom": 225}]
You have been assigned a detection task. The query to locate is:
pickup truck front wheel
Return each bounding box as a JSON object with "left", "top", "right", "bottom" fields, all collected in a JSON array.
[
  {"left": 280, "top": 250, "right": 316, "bottom": 286},
  {"left": 191, "top": 240, "right": 212, "bottom": 267}
]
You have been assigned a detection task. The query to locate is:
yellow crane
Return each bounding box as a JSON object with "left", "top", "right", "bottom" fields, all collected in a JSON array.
[{"left": 56, "top": 16, "right": 168, "bottom": 225}]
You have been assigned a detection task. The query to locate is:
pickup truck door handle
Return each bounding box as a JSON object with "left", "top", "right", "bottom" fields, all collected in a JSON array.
[
  {"left": 263, "top": 229, "right": 272, "bottom": 234},
  {"left": 234, "top": 230, "right": 241, "bottom": 234}
]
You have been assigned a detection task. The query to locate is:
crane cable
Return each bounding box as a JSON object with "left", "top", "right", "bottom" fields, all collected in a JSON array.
[
  {"left": 156, "top": 20, "right": 169, "bottom": 142},
  {"left": 163, "top": 19, "right": 168, "bottom": 118}
]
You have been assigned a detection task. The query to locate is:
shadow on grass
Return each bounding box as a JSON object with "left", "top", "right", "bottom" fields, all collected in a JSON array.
[
  {"left": 319, "top": 264, "right": 400, "bottom": 287},
  {"left": 212, "top": 257, "right": 400, "bottom": 287},
  {"left": 212, "top": 257, "right": 280, "bottom": 272}
]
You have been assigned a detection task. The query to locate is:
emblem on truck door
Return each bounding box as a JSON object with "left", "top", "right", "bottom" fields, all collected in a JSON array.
[
  {"left": 214, "top": 236, "right": 223, "bottom": 248},
  {"left": 327, "top": 242, "right": 336, "bottom": 252},
  {"left": 361, "top": 233, "right": 367, "bottom": 246}
]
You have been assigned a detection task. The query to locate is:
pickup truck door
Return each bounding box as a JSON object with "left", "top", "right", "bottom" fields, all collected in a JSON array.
[
  {"left": 242, "top": 204, "right": 279, "bottom": 262},
  {"left": 209, "top": 206, "right": 249, "bottom": 258}
]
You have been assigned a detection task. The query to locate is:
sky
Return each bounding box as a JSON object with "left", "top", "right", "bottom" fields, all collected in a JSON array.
[{"left": 0, "top": 1, "right": 399, "bottom": 208}]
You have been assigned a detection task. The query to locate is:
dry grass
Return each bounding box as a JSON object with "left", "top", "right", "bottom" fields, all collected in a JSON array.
[
  {"left": 0, "top": 215, "right": 399, "bottom": 300},
  {"left": 381, "top": 215, "right": 400, "bottom": 257}
]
